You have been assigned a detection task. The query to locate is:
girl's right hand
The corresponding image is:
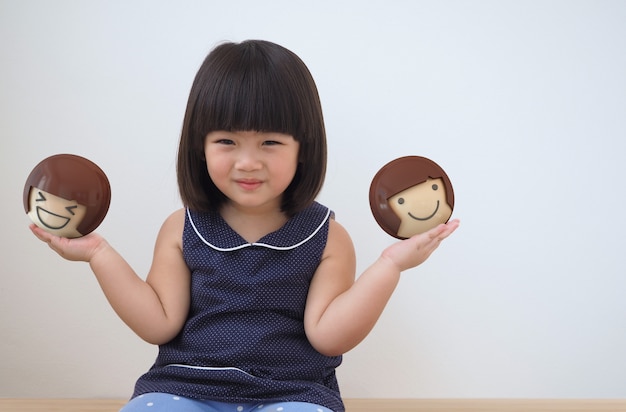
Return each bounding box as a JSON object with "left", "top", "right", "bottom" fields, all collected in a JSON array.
[{"left": 29, "top": 223, "right": 107, "bottom": 262}]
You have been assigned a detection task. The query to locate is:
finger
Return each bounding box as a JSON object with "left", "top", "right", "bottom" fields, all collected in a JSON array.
[
  {"left": 433, "top": 219, "right": 460, "bottom": 239},
  {"left": 30, "top": 224, "right": 65, "bottom": 252},
  {"left": 425, "top": 223, "right": 451, "bottom": 241},
  {"left": 29, "top": 224, "right": 51, "bottom": 242},
  {"left": 421, "top": 220, "right": 459, "bottom": 248}
]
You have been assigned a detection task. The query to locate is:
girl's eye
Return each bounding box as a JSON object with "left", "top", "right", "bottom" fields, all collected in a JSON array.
[
  {"left": 262, "top": 140, "right": 281, "bottom": 146},
  {"left": 397, "top": 198, "right": 405, "bottom": 205},
  {"left": 36, "top": 191, "right": 46, "bottom": 202},
  {"left": 216, "top": 139, "right": 235, "bottom": 145},
  {"left": 65, "top": 205, "right": 78, "bottom": 216},
  {"left": 432, "top": 184, "right": 439, "bottom": 191}
]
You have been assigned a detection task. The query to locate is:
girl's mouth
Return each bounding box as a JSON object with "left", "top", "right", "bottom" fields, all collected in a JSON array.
[{"left": 236, "top": 179, "right": 262, "bottom": 191}]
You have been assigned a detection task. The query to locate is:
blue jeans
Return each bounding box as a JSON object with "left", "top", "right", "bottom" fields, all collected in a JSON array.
[{"left": 120, "top": 392, "right": 334, "bottom": 412}]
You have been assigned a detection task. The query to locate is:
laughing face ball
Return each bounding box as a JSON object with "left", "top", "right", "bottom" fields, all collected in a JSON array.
[
  {"left": 23, "top": 154, "right": 111, "bottom": 238},
  {"left": 369, "top": 156, "right": 454, "bottom": 239}
]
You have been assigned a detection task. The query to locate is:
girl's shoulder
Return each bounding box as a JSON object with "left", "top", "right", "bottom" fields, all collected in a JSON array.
[
  {"left": 324, "top": 209, "right": 355, "bottom": 264},
  {"left": 301, "top": 202, "right": 353, "bottom": 250},
  {"left": 157, "top": 208, "right": 186, "bottom": 240},
  {"left": 164, "top": 208, "right": 186, "bottom": 225}
]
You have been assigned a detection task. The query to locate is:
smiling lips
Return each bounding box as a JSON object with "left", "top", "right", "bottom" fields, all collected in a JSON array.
[
  {"left": 407, "top": 200, "right": 440, "bottom": 221},
  {"left": 236, "top": 179, "right": 263, "bottom": 191}
]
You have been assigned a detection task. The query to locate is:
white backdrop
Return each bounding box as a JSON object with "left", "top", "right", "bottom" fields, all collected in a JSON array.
[{"left": 1, "top": 0, "right": 625, "bottom": 400}]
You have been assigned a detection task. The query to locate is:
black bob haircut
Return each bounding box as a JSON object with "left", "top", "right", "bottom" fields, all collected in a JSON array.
[{"left": 177, "top": 40, "right": 327, "bottom": 216}]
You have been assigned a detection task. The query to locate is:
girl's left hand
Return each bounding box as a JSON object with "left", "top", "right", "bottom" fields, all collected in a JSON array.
[{"left": 380, "top": 219, "right": 460, "bottom": 272}]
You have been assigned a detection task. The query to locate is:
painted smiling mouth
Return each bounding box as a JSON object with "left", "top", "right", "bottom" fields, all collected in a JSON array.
[
  {"left": 36, "top": 206, "right": 71, "bottom": 229},
  {"left": 407, "top": 200, "right": 440, "bottom": 221}
]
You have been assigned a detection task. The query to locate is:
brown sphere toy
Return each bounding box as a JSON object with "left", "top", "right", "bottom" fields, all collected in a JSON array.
[
  {"left": 24, "top": 154, "right": 111, "bottom": 238},
  {"left": 369, "top": 156, "right": 454, "bottom": 239}
]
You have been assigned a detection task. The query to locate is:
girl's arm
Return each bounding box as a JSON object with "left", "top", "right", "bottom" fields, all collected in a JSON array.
[
  {"left": 30, "top": 208, "right": 190, "bottom": 345},
  {"left": 304, "top": 218, "right": 460, "bottom": 356}
]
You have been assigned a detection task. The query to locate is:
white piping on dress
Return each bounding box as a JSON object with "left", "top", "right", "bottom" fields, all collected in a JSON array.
[
  {"left": 186, "top": 207, "right": 331, "bottom": 252},
  {"left": 166, "top": 364, "right": 255, "bottom": 377}
]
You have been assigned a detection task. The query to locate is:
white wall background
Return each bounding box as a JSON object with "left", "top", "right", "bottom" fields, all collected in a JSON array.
[{"left": 2, "top": 0, "right": 625, "bottom": 400}]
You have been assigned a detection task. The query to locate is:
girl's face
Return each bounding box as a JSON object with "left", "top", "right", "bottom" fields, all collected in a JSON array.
[{"left": 204, "top": 130, "right": 300, "bottom": 213}]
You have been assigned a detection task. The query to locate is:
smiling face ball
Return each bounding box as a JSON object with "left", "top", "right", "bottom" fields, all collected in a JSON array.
[
  {"left": 369, "top": 156, "right": 454, "bottom": 239},
  {"left": 23, "top": 154, "right": 111, "bottom": 238}
]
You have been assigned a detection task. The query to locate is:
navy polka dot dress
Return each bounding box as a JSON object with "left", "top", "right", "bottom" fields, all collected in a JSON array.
[{"left": 132, "top": 201, "right": 344, "bottom": 411}]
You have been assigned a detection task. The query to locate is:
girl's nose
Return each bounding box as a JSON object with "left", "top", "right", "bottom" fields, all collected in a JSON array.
[{"left": 235, "top": 149, "right": 262, "bottom": 171}]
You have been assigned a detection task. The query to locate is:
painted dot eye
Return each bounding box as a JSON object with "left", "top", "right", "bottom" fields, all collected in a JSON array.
[
  {"left": 397, "top": 198, "right": 405, "bottom": 205},
  {"left": 432, "top": 184, "right": 439, "bottom": 191}
]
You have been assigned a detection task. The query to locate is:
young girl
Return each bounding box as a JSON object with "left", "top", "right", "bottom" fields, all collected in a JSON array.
[{"left": 30, "top": 40, "right": 459, "bottom": 412}]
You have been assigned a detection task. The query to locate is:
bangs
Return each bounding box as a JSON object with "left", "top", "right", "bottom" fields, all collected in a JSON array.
[{"left": 193, "top": 43, "right": 307, "bottom": 139}]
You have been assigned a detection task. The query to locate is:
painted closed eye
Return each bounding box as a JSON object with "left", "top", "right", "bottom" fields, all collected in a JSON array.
[
  {"left": 66, "top": 205, "right": 78, "bottom": 215},
  {"left": 36, "top": 191, "right": 46, "bottom": 202}
]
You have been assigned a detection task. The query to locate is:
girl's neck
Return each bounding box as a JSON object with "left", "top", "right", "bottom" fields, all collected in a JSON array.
[{"left": 219, "top": 201, "right": 289, "bottom": 243}]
